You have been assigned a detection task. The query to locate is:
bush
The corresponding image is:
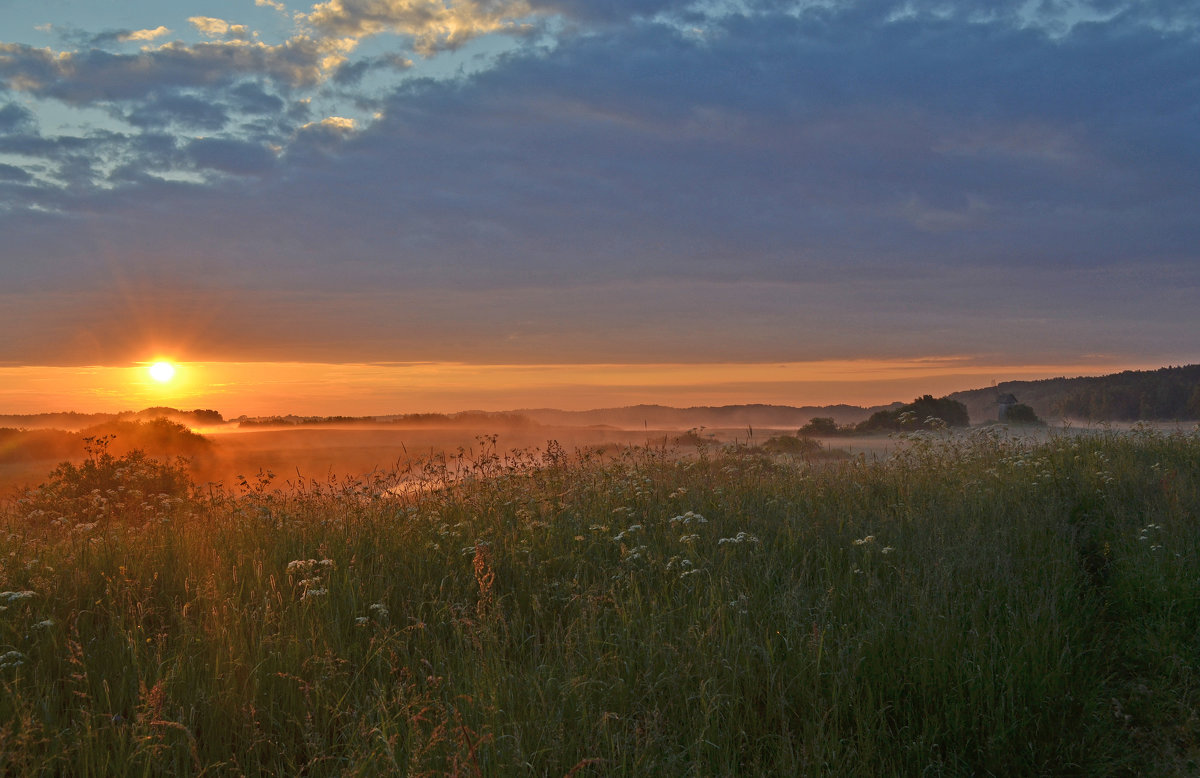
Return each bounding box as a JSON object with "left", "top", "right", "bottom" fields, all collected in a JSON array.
[{"left": 19, "top": 435, "right": 194, "bottom": 527}]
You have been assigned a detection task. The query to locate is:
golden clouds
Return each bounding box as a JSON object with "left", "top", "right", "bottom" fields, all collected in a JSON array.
[
  {"left": 120, "top": 27, "right": 171, "bottom": 42},
  {"left": 303, "top": 0, "right": 540, "bottom": 55}
]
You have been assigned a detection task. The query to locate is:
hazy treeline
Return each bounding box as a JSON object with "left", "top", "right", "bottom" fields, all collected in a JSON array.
[
  {"left": 235, "top": 411, "right": 540, "bottom": 428},
  {"left": 1052, "top": 365, "right": 1200, "bottom": 420},
  {"left": 0, "top": 407, "right": 224, "bottom": 432},
  {"left": 0, "top": 419, "right": 211, "bottom": 464},
  {"left": 951, "top": 364, "right": 1200, "bottom": 423},
  {"left": 518, "top": 403, "right": 884, "bottom": 429}
]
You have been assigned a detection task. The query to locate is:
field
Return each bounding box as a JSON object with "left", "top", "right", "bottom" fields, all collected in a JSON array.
[{"left": 2, "top": 425, "right": 1199, "bottom": 775}]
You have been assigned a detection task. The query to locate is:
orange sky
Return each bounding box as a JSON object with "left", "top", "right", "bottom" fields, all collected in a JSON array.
[{"left": 0, "top": 358, "right": 1169, "bottom": 417}]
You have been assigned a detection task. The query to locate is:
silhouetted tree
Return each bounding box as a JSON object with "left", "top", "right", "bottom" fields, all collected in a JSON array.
[
  {"left": 800, "top": 417, "right": 839, "bottom": 436},
  {"left": 1004, "top": 403, "right": 1043, "bottom": 425}
]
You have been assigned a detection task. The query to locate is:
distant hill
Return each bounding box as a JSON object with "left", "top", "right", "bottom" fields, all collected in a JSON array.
[
  {"left": 950, "top": 365, "right": 1200, "bottom": 423},
  {"left": 515, "top": 403, "right": 892, "bottom": 430}
]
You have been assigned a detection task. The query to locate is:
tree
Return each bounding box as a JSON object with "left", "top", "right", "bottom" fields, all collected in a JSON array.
[
  {"left": 800, "top": 417, "right": 839, "bottom": 436},
  {"left": 1004, "top": 403, "right": 1043, "bottom": 425},
  {"left": 855, "top": 395, "right": 970, "bottom": 432}
]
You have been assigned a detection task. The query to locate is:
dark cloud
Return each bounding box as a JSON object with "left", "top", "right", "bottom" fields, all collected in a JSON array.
[
  {"left": 0, "top": 102, "right": 36, "bottom": 133},
  {"left": 229, "top": 82, "right": 286, "bottom": 114},
  {"left": 125, "top": 91, "right": 230, "bottom": 130},
  {"left": 0, "top": 162, "right": 31, "bottom": 182},
  {"left": 187, "top": 137, "right": 277, "bottom": 174},
  {"left": 331, "top": 53, "right": 412, "bottom": 85}
]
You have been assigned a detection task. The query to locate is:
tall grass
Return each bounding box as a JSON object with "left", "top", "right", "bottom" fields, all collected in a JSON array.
[{"left": 1, "top": 426, "right": 1198, "bottom": 775}]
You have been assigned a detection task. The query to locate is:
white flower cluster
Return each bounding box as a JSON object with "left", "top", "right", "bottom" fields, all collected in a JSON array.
[
  {"left": 0, "top": 650, "right": 27, "bottom": 670},
  {"left": 287, "top": 559, "right": 335, "bottom": 600},
  {"left": 1138, "top": 523, "right": 1165, "bottom": 551},
  {"left": 717, "top": 532, "right": 760, "bottom": 545},
  {"left": 669, "top": 511, "right": 707, "bottom": 526},
  {"left": 612, "top": 524, "right": 643, "bottom": 542}
]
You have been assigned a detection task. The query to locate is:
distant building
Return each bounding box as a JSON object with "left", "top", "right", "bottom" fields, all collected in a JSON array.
[{"left": 997, "top": 392, "right": 1019, "bottom": 421}]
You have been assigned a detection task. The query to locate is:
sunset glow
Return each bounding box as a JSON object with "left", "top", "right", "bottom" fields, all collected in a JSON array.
[{"left": 0, "top": 358, "right": 1171, "bottom": 417}]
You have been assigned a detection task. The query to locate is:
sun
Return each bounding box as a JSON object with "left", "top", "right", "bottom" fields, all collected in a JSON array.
[{"left": 149, "top": 361, "right": 176, "bottom": 383}]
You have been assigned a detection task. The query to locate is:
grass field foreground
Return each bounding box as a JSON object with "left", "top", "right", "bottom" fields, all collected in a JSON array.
[{"left": 2, "top": 425, "right": 1199, "bottom": 775}]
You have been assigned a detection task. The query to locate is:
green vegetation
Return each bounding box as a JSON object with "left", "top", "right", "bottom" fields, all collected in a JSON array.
[{"left": 2, "top": 426, "right": 1200, "bottom": 775}]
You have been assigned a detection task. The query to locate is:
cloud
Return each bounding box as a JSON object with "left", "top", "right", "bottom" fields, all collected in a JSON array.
[
  {"left": 302, "top": 0, "right": 542, "bottom": 54},
  {"left": 0, "top": 162, "right": 31, "bottom": 182},
  {"left": 124, "top": 91, "right": 230, "bottom": 130},
  {"left": 0, "top": 37, "right": 340, "bottom": 104},
  {"left": 229, "top": 82, "right": 286, "bottom": 114},
  {"left": 0, "top": 102, "right": 36, "bottom": 133},
  {"left": 119, "top": 26, "right": 171, "bottom": 43},
  {"left": 187, "top": 136, "right": 277, "bottom": 174},
  {"left": 188, "top": 17, "right": 254, "bottom": 41}
]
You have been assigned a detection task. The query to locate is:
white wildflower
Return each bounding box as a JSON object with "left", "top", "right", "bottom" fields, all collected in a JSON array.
[
  {"left": 852, "top": 535, "right": 875, "bottom": 546},
  {"left": 0, "top": 591, "right": 36, "bottom": 604},
  {"left": 717, "top": 532, "right": 760, "bottom": 545},
  {"left": 669, "top": 511, "right": 707, "bottom": 526},
  {"left": 0, "top": 650, "right": 27, "bottom": 669},
  {"left": 369, "top": 602, "right": 390, "bottom": 623}
]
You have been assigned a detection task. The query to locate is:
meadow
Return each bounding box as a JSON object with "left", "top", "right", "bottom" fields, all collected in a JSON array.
[{"left": 1, "top": 425, "right": 1198, "bottom": 776}]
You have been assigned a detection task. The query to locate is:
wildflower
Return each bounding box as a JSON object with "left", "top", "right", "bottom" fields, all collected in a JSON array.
[
  {"left": 0, "top": 651, "right": 26, "bottom": 669},
  {"left": 717, "top": 532, "right": 760, "bottom": 545},
  {"left": 852, "top": 535, "right": 875, "bottom": 546},
  {"left": 0, "top": 591, "right": 36, "bottom": 604},
  {"left": 880, "top": 546, "right": 895, "bottom": 554},
  {"left": 354, "top": 617, "right": 370, "bottom": 627},
  {"left": 286, "top": 558, "right": 335, "bottom": 575},
  {"left": 679, "top": 534, "right": 701, "bottom": 544},
  {"left": 621, "top": 545, "right": 648, "bottom": 563},
  {"left": 300, "top": 587, "right": 328, "bottom": 600},
  {"left": 612, "top": 524, "right": 642, "bottom": 542}
]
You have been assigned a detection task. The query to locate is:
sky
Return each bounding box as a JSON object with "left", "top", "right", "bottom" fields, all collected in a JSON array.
[{"left": 1, "top": 0, "right": 1197, "bottom": 414}]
